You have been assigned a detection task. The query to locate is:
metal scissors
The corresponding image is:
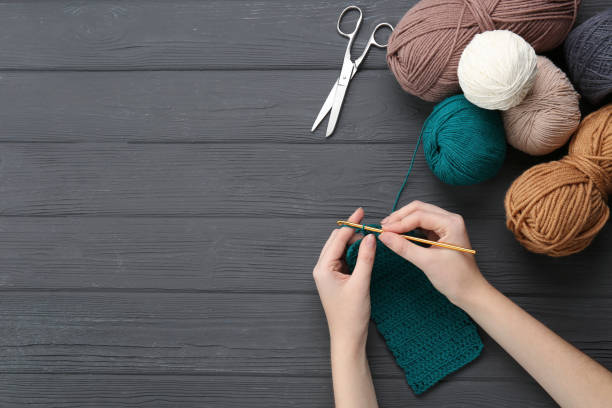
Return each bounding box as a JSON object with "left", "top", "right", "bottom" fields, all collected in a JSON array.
[{"left": 311, "top": 5, "right": 393, "bottom": 137}]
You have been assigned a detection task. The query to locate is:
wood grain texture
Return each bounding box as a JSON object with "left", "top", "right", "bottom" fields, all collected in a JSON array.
[
  {"left": 1, "top": 293, "right": 610, "bottom": 378},
  {"left": 1, "top": 216, "right": 611, "bottom": 296},
  {"left": 0, "top": 375, "right": 557, "bottom": 407},
  {"left": 0, "top": 70, "right": 429, "bottom": 143},
  {"left": 0, "top": 142, "right": 566, "bottom": 217},
  {"left": 0, "top": 0, "right": 603, "bottom": 71},
  {"left": 0, "top": 0, "right": 406, "bottom": 70},
  {"left": 2, "top": 0, "right": 611, "bottom": 406},
  {"left": 0, "top": 67, "right": 597, "bottom": 144}
]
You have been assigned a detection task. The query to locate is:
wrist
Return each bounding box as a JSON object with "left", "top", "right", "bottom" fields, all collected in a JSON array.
[
  {"left": 331, "top": 340, "right": 368, "bottom": 373},
  {"left": 331, "top": 335, "right": 367, "bottom": 360},
  {"left": 450, "top": 277, "right": 495, "bottom": 311}
]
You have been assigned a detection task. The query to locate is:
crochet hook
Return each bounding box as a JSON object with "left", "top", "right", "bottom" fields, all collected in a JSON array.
[{"left": 336, "top": 220, "right": 476, "bottom": 255}]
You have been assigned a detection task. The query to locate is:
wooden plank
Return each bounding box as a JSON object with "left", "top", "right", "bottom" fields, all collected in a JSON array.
[
  {"left": 0, "top": 0, "right": 406, "bottom": 70},
  {"left": 1, "top": 216, "right": 611, "bottom": 297},
  {"left": 0, "top": 374, "right": 556, "bottom": 407},
  {"left": 0, "top": 70, "right": 429, "bottom": 143},
  {"left": 3, "top": 143, "right": 611, "bottom": 296},
  {"left": 0, "top": 0, "right": 604, "bottom": 71},
  {"left": 0, "top": 142, "right": 565, "bottom": 218},
  {"left": 0, "top": 292, "right": 610, "bottom": 379}
]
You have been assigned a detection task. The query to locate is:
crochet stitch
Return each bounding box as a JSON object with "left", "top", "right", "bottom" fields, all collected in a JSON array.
[{"left": 345, "top": 226, "right": 483, "bottom": 394}]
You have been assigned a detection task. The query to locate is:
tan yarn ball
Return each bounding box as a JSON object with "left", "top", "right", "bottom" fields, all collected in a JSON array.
[
  {"left": 502, "top": 56, "right": 581, "bottom": 156},
  {"left": 505, "top": 104, "right": 612, "bottom": 257}
]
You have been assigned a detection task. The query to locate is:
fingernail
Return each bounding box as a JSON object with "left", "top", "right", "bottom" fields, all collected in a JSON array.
[
  {"left": 365, "top": 234, "right": 376, "bottom": 248},
  {"left": 381, "top": 217, "right": 389, "bottom": 224}
]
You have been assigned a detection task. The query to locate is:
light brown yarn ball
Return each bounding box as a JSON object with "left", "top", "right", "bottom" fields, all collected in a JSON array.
[
  {"left": 505, "top": 104, "right": 612, "bottom": 257},
  {"left": 502, "top": 56, "right": 581, "bottom": 156}
]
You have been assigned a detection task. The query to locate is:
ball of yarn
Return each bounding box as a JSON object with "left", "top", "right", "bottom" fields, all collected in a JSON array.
[
  {"left": 505, "top": 104, "right": 612, "bottom": 257},
  {"left": 458, "top": 30, "right": 537, "bottom": 110},
  {"left": 564, "top": 9, "right": 612, "bottom": 106},
  {"left": 422, "top": 94, "right": 506, "bottom": 185},
  {"left": 502, "top": 56, "right": 581, "bottom": 155},
  {"left": 387, "top": 0, "right": 579, "bottom": 102}
]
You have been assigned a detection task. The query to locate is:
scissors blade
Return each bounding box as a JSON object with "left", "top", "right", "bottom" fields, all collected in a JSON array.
[
  {"left": 311, "top": 78, "right": 339, "bottom": 132},
  {"left": 326, "top": 58, "right": 355, "bottom": 137},
  {"left": 326, "top": 83, "right": 347, "bottom": 137},
  {"left": 326, "top": 65, "right": 354, "bottom": 137}
]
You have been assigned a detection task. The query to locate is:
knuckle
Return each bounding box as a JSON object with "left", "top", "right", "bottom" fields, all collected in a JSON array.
[
  {"left": 410, "top": 209, "right": 424, "bottom": 220},
  {"left": 393, "top": 242, "right": 411, "bottom": 258},
  {"left": 400, "top": 239, "right": 413, "bottom": 253},
  {"left": 450, "top": 214, "right": 465, "bottom": 227},
  {"left": 410, "top": 200, "right": 423, "bottom": 209}
]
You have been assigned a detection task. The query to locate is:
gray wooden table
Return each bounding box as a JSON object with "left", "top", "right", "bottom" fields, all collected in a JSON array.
[{"left": 0, "top": 1, "right": 610, "bottom": 406}]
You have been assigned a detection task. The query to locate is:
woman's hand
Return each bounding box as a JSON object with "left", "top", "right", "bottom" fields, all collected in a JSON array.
[
  {"left": 313, "top": 207, "right": 379, "bottom": 408},
  {"left": 313, "top": 207, "right": 376, "bottom": 352},
  {"left": 378, "top": 201, "right": 487, "bottom": 306},
  {"left": 381, "top": 201, "right": 612, "bottom": 406}
]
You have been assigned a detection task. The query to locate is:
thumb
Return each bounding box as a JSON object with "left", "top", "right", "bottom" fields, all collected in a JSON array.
[
  {"left": 378, "top": 231, "right": 430, "bottom": 270},
  {"left": 351, "top": 234, "right": 376, "bottom": 287}
]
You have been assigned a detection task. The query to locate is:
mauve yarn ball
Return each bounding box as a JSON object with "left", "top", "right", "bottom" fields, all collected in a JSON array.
[
  {"left": 564, "top": 9, "right": 612, "bottom": 106},
  {"left": 458, "top": 30, "right": 537, "bottom": 110},
  {"left": 502, "top": 56, "right": 581, "bottom": 155},
  {"left": 422, "top": 94, "right": 506, "bottom": 185},
  {"left": 387, "top": 0, "right": 579, "bottom": 102}
]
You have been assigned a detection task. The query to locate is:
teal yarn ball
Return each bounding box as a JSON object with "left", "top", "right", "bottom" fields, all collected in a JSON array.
[{"left": 422, "top": 94, "right": 506, "bottom": 185}]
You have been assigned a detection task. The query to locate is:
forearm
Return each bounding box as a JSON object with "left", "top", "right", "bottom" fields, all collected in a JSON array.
[
  {"left": 457, "top": 281, "right": 612, "bottom": 408},
  {"left": 330, "top": 340, "right": 378, "bottom": 408}
]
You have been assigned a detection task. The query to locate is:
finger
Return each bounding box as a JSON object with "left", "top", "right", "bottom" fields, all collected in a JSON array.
[
  {"left": 351, "top": 234, "right": 376, "bottom": 286},
  {"left": 383, "top": 200, "right": 449, "bottom": 225},
  {"left": 324, "top": 207, "right": 364, "bottom": 262},
  {"left": 347, "top": 207, "right": 364, "bottom": 224},
  {"left": 382, "top": 209, "right": 450, "bottom": 237},
  {"left": 320, "top": 207, "right": 363, "bottom": 259},
  {"left": 378, "top": 231, "right": 430, "bottom": 268},
  {"left": 318, "top": 229, "right": 338, "bottom": 263},
  {"left": 381, "top": 200, "right": 449, "bottom": 225},
  {"left": 346, "top": 207, "right": 368, "bottom": 245}
]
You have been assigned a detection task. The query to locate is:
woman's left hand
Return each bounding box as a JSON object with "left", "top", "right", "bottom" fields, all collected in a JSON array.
[{"left": 313, "top": 207, "right": 376, "bottom": 352}]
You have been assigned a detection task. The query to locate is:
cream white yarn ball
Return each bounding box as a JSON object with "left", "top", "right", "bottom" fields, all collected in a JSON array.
[{"left": 458, "top": 30, "right": 538, "bottom": 111}]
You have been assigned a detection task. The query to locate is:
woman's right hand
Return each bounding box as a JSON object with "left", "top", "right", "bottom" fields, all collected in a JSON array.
[
  {"left": 378, "top": 201, "right": 489, "bottom": 307},
  {"left": 381, "top": 201, "right": 612, "bottom": 407}
]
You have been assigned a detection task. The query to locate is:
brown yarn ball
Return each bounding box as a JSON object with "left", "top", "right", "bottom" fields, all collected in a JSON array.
[
  {"left": 505, "top": 104, "right": 612, "bottom": 257},
  {"left": 386, "top": 0, "right": 579, "bottom": 102},
  {"left": 502, "top": 56, "right": 581, "bottom": 156}
]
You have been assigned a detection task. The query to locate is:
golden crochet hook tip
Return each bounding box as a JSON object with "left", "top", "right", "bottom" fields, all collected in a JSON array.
[{"left": 336, "top": 220, "right": 476, "bottom": 255}]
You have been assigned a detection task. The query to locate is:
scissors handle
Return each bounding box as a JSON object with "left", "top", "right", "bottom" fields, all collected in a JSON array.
[
  {"left": 354, "top": 22, "right": 394, "bottom": 69},
  {"left": 337, "top": 5, "right": 363, "bottom": 60},
  {"left": 336, "top": 5, "right": 363, "bottom": 37}
]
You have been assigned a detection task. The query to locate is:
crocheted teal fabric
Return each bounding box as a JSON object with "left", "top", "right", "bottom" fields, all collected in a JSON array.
[{"left": 345, "top": 226, "right": 483, "bottom": 395}]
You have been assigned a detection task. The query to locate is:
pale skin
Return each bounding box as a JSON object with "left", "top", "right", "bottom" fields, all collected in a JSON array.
[{"left": 313, "top": 202, "right": 612, "bottom": 408}]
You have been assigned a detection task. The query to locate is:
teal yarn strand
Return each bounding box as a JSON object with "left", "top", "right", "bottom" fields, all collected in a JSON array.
[
  {"left": 391, "top": 94, "right": 506, "bottom": 212},
  {"left": 423, "top": 94, "right": 506, "bottom": 186},
  {"left": 392, "top": 128, "right": 423, "bottom": 212}
]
